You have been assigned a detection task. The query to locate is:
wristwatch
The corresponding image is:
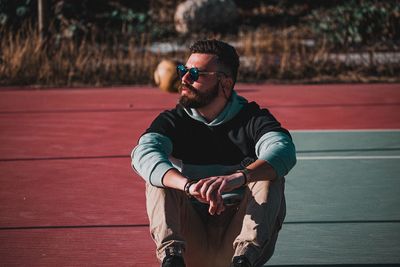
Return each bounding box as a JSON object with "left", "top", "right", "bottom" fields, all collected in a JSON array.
[{"left": 236, "top": 168, "right": 250, "bottom": 186}]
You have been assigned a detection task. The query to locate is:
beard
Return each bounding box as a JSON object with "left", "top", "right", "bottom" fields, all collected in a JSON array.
[{"left": 178, "top": 83, "right": 219, "bottom": 109}]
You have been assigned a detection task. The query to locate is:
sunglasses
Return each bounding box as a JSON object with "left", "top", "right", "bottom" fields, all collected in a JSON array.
[{"left": 176, "top": 64, "right": 226, "bottom": 81}]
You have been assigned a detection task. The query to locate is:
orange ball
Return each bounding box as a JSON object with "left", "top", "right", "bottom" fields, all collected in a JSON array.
[{"left": 154, "top": 59, "right": 181, "bottom": 93}]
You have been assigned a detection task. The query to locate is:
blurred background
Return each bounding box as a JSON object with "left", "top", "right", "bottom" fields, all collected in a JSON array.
[{"left": 0, "top": 0, "right": 399, "bottom": 87}]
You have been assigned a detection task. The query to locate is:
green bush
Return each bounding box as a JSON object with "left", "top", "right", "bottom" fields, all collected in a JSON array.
[
  {"left": 53, "top": 0, "right": 150, "bottom": 40},
  {"left": 309, "top": 0, "right": 400, "bottom": 49},
  {"left": 0, "top": 0, "right": 35, "bottom": 27}
]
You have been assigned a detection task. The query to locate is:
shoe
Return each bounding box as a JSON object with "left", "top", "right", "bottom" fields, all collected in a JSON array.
[
  {"left": 231, "top": 255, "right": 252, "bottom": 267},
  {"left": 161, "top": 255, "right": 186, "bottom": 267}
]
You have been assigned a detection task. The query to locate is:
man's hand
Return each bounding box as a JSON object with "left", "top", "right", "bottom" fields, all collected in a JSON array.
[{"left": 189, "top": 172, "right": 245, "bottom": 215}]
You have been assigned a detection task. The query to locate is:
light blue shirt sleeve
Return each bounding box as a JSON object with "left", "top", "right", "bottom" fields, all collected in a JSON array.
[
  {"left": 255, "top": 131, "right": 297, "bottom": 178},
  {"left": 131, "top": 132, "right": 175, "bottom": 187}
]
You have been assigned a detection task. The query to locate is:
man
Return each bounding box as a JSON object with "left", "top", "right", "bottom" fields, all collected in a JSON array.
[{"left": 131, "top": 40, "right": 296, "bottom": 267}]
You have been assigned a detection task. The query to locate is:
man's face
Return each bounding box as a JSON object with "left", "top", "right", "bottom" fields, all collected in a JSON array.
[{"left": 178, "top": 53, "right": 221, "bottom": 109}]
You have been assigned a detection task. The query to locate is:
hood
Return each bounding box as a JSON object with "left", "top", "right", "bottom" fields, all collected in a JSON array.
[{"left": 183, "top": 91, "right": 248, "bottom": 126}]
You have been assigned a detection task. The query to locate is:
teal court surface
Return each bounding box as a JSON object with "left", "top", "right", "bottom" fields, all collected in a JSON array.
[
  {"left": 268, "top": 130, "right": 400, "bottom": 266},
  {"left": 0, "top": 84, "right": 399, "bottom": 266}
]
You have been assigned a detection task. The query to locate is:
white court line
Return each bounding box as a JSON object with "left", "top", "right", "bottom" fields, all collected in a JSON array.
[
  {"left": 292, "top": 129, "right": 400, "bottom": 133},
  {"left": 298, "top": 155, "right": 400, "bottom": 160}
]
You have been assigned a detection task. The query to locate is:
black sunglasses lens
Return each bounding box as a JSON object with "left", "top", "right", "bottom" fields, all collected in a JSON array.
[
  {"left": 189, "top": 68, "right": 199, "bottom": 81},
  {"left": 177, "top": 65, "right": 187, "bottom": 78},
  {"left": 177, "top": 65, "right": 199, "bottom": 81}
]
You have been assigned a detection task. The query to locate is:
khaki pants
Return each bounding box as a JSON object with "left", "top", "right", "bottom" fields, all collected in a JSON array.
[{"left": 145, "top": 178, "right": 286, "bottom": 267}]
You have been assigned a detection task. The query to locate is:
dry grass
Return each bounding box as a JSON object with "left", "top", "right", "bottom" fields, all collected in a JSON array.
[
  {"left": 0, "top": 25, "right": 398, "bottom": 87},
  {"left": 0, "top": 25, "right": 162, "bottom": 87},
  {"left": 236, "top": 27, "right": 399, "bottom": 83}
]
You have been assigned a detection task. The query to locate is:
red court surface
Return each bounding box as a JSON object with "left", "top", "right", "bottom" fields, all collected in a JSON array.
[{"left": 0, "top": 83, "right": 399, "bottom": 266}]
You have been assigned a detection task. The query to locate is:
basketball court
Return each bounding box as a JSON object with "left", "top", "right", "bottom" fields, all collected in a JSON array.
[{"left": 0, "top": 83, "right": 399, "bottom": 266}]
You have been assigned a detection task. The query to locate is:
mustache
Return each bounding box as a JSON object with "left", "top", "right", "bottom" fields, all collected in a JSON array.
[{"left": 179, "top": 83, "right": 196, "bottom": 93}]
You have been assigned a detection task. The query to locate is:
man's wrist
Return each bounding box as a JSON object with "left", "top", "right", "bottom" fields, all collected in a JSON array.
[
  {"left": 183, "top": 180, "right": 195, "bottom": 197},
  {"left": 236, "top": 168, "right": 250, "bottom": 186}
]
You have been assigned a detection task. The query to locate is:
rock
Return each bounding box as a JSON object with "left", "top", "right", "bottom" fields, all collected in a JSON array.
[
  {"left": 174, "top": 0, "right": 238, "bottom": 34},
  {"left": 154, "top": 59, "right": 181, "bottom": 93}
]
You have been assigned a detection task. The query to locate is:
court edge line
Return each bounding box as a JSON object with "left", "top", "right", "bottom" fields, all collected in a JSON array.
[
  {"left": 298, "top": 155, "right": 400, "bottom": 160},
  {"left": 0, "top": 224, "right": 149, "bottom": 231},
  {"left": 0, "top": 107, "right": 168, "bottom": 114},
  {"left": 1, "top": 154, "right": 400, "bottom": 162},
  {"left": 2, "top": 102, "right": 399, "bottom": 115},
  {"left": 0, "top": 155, "right": 129, "bottom": 162},
  {"left": 2, "top": 220, "right": 400, "bottom": 231},
  {"left": 298, "top": 148, "right": 400, "bottom": 153}
]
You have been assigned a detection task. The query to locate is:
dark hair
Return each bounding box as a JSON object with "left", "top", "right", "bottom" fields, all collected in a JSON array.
[{"left": 189, "top": 39, "right": 240, "bottom": 83}]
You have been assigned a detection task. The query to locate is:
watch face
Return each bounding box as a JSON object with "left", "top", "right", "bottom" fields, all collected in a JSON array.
[{"left": 241, "top": 157, "right": 255, "bottom": 168}]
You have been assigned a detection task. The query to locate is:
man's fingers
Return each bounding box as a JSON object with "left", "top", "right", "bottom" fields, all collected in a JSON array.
[
  {"left": 192, "top": 179, "right": 205, "bottom": 192},
  {"left": 208, "top": 198, "right": 216, "bottom": 215},
  {"left": 216, "top": 201, "right": 225, "bottom": 215},
  {"left": 200, "top": 179, "right": 214, "bottom": 199},
  {"left": 215, "top": 195, "right": 225, "bottom": 215},
  {"left": 206, "top": 180, "right": 222, "bottom": 201},
  {"left": 190, "top": 177, "right": 228, "bottom": 215},
  {"left": 218, "top": 180, "right": 227, "bottom": 195}
]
